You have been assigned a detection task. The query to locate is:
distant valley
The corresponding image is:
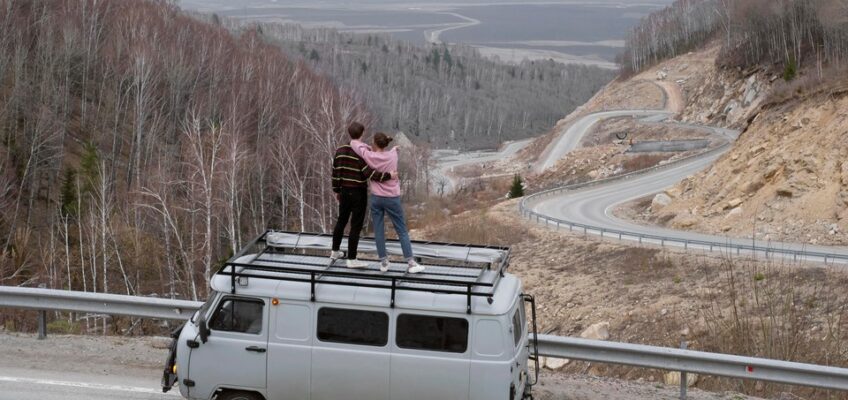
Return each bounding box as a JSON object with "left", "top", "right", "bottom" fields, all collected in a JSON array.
[{"left": 180, "top": 0, "right": 672, "bottom": 68}]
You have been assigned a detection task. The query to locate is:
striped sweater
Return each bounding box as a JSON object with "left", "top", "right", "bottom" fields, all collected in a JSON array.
[{"left": 332, "top": 144, "right": 391, "bottom": 192}]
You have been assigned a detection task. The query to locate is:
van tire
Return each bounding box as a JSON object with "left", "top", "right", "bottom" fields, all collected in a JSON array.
[{"left": 216, "top": 390, "right": 263, "bottom": 400}]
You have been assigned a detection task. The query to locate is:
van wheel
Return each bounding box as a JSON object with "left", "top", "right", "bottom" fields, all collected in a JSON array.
[{"left": 216, "top": 391, "right": 263, "bottom": 400}]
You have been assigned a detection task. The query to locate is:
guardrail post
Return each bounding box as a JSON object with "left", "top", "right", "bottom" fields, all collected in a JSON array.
[
  {"left": 680, "top": 339, "right": 688, "bottom": 399},
  {"left": 556, "top": 221, "right": 560, "bottom": 230},
  {"left": 684, "top": 240, "right": 688, "bottom": 250},
  {"left": 37, "top": 310, "right": 47, "bottom": 340}
]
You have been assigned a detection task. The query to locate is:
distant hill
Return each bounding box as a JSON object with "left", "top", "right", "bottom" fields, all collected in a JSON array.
[{"left": 240, "top": 22, "right": 616, "bottom": 150}]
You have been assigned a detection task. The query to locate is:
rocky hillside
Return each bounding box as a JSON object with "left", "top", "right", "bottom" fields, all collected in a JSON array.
[{"left": 627, "top": 44, "right": 848, "bottom": 246}]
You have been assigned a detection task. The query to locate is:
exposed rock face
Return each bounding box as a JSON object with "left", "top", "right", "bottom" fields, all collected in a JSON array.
[{"left": 641, "top": 44, "right": 848, "bottom": 245}]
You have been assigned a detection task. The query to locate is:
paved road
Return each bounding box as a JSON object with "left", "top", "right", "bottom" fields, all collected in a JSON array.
[
  {"left": 0, "top": 367, "right": 176, "bottom": 400},
  {"left": 535, "top": 110, "right": 673, "bottom": 172},
  {"left": 0, "top": 333, "right": 176, "bottom": 400},
  {"left": 527, "top": 88, "right": 848, "bottom": 263},
  {"left": 432, "top": 138, "right": 532, "bottom": 194},
  {"left": 0, "top": 370, "right": 175, "bottom": 400}
]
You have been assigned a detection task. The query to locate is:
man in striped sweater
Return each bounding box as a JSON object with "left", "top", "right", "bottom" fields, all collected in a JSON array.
[{"left": 331, "top": 122, "right": 395, "bottom": 268}]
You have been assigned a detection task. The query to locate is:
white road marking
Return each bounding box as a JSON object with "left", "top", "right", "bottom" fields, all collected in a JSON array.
[{"left": 0, "top": 375, "right": 180, "bottom": 396}]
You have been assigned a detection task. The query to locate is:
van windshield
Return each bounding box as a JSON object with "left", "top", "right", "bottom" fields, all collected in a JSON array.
[{"left": 191, "top": 290, "right": 218, "bottom": 323}]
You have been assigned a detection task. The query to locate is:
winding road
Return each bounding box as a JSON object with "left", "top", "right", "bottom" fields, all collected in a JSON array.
[
  {"left": 425, "top": 12, "right": 481, "bottom": 44},
  {"left": 527, "top": 84, "right": 848, "bottom": 264},
  {"left": 432, "top": 138, "right": 532, "bottom": 194}
]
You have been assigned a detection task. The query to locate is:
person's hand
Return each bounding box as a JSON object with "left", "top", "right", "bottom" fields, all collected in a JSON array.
[
  {"left": 335, "top": 192, "right": 341, "bottom": 202},
  {"left": 390, "top": 171, "right": 399, "bottom": 180}
]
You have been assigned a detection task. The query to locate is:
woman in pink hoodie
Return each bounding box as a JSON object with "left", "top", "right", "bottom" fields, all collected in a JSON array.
[{"left": 350, "top": 132, "right": 425, "bottom": 274}]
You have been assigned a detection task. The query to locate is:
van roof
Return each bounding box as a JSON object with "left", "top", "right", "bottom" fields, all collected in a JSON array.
[{"left": 210, "top": 231, "right": 519, "bottom": 316}]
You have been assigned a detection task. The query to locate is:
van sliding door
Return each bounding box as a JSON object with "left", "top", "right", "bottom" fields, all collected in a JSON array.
[
  {"left": 266, "top": 302, "right": 313, "bottom": 400},
  {"left": 390, "top": 313, "right": 471, "bottom": 400},
  {"left": 311, "top": 307, "right": 391, "bottom": 400}
]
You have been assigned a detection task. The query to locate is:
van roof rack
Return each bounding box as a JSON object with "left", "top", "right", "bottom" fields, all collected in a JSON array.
[{"left": 216, "top": 231, "right": 511, "bottom": 314}]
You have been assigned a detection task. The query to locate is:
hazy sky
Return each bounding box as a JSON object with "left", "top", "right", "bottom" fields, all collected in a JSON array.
[{"left": 180, "top": 0, "right": 674, "bottom": 11}]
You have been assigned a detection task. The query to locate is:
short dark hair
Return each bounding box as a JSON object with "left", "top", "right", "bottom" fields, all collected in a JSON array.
[
  {"left": 348, "top": 122, "right": 365, "bottom": 139},
  {"left": 373, "top": 132, "right": 394, "bottom": 149}
]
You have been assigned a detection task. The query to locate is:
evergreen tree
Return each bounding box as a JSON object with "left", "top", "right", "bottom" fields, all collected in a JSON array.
[
  {"left": 508, "top": 175, "right": 524, "bottom": 199},
  {"left": 60, "top": 167, "right": 78, "bottom": 217},
  {"left": 443, "top": 47, "right": 453, "bottom": 69}
]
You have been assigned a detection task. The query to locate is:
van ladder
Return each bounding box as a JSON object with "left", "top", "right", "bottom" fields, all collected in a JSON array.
[{"left": 523, "top": 294, "right": 540, "bottom": 389}]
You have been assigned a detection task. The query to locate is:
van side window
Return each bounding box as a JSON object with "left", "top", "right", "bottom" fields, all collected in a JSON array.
[
  {"left": 209, "top": 297, "right": 264, "bottom": 334},
  {"left": 396, "top": 314, "right": 468, "bottom": 353},
  {"left": 511, "top": 307, "right": 523, "bottom": 347},
  {"left": 317, "top": 307, "right": 388, "bottom": 346}
]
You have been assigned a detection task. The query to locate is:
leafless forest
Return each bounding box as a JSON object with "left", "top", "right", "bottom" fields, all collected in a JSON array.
[
  {"left": 0, "top": 0, "right": 413, "bottom": 301},
  {"left": 621, "top": 0, "right": 848, "bottom": 76},
  {"left": 248, "top": 22, "right": 614, "bottom": 150}
]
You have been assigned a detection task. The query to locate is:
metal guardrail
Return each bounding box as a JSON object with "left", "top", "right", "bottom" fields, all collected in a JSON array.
[
  {"left": 519, "top": 143, "right": 848, "bottom": 265},
  {"left": 0, "top": 286, "right": 202, "bottom": 321},
  {"left": 537, "top": 335, "right": 848, "bottom": 391},
  {"left": 2, "top": 286, "right": 848, "bottom": 394}
]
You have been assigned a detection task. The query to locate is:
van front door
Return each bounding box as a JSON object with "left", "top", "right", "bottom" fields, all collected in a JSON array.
[{"left": 188, "top": 296, "right": 268, "bottom": 400}]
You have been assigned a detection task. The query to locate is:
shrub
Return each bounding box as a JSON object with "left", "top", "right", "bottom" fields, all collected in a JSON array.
[
  {"left": 783, "top": 57, "right": 797, "bottom": 81},
  {"left": 508, "top": 175, "right": 524, "bottom": 199}
]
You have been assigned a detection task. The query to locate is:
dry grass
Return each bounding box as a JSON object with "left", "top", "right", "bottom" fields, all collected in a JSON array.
[
  {"left": 766, "top": 66, "right": 848, "bottom": 107},
  {"left": 407, "top": 177, "right": 513, "bottom": 231},
  {"left": 697, "top": 258, "right": 848, "bottom": 398},
  {"left": 418, "top": 200, "right": 848, "bottom": 399}
]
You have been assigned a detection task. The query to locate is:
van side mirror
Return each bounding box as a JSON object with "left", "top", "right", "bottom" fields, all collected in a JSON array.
[{"left": 198, "top": 316, "right": 211, "bottom": 343}]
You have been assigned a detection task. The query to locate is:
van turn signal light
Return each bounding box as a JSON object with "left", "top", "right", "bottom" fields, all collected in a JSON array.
[{"left": 272, "top": 298, "right": 280, "bottom": 306}]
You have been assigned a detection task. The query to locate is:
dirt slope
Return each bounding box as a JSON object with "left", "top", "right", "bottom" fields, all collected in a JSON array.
[{"left": 625, "top": 44, "right": 848, "bottom": 246}]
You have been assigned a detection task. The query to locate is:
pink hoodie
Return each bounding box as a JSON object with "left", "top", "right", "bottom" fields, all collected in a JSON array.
[{"left": 350, "top": 139, "right": 401, "bottom": 197}]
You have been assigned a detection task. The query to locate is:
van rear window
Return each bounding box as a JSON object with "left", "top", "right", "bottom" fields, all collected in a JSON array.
[
  {"left": 317, "top": 307, "right": 388, "bottom": 347},
  {"left": 396, "top": 314, "right": 468, "bottom": 353}
]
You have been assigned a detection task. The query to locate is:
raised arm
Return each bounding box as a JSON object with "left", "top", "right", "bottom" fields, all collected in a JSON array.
[{"left": 350, "top": 139, "right": 378, "bottom": 164}]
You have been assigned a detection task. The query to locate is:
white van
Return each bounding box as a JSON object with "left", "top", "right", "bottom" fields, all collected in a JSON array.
[{"left": 162, "top": 231, "right": 539, "bottom": 400}]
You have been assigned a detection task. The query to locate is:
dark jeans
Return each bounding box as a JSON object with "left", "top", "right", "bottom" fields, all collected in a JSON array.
[
  {"left": 332, "top": 187, "right": 368, "bottom": 260},
  {"left": 370, "top": 195, "right": 413, "bottom": 261}
]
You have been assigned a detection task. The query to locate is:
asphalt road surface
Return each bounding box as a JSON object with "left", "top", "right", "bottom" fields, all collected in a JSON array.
[
  {"left": 0, "top": 333, "right": 177, "bottom": 400},
  {"left": 535, "top": 110, "right": 673, "bottom": 172},
  {"left": 527, "top": 90, "right": 848, "bottom": 263}
]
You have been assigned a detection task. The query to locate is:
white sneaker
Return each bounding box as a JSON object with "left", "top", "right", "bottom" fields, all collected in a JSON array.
[
  {"left": 407, "top": 260, "right": 425, "bottom": 274},
  {"left": 379, "top": 259, "right": 390, "bottom": 273},
  {"left": 329, "top": 251, "right": 344, "bottom": 263},
  {"left": 346, "top": 259, "right": 368, "bottom": 269}
]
